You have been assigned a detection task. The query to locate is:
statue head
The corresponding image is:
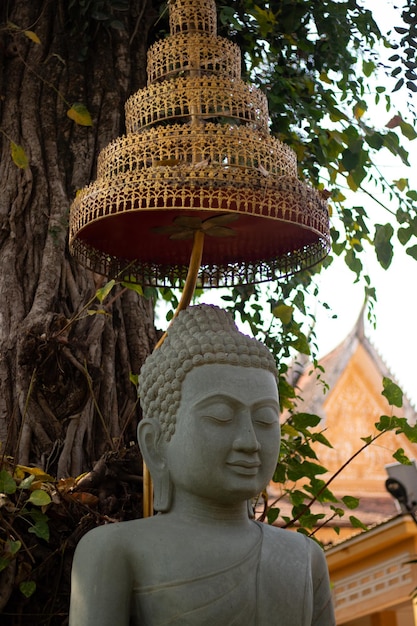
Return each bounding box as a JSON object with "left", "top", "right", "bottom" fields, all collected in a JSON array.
[
  {"left": 138, "top": 304, "right": 280, "bottom": 511},
  {"left": 139, "top": 304, "right": 277, "bottom": 439}
]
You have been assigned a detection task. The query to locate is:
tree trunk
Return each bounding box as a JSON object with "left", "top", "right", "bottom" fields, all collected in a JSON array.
[{"left": 0, "top": 0, "right": 160, "bottom": 477}]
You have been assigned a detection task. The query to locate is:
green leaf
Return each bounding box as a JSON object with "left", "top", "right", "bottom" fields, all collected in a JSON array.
[
  {"left": 278, "top": 377, "right": 296, "bottom": 410},
  {"left": 7, "top": 539, "right": 22, "bottom": 555},
  {"left": 28, "top": 512, "right": 50, "bottom": 541},
  {"left": 366, "top": 132, "right": 384, "bottom": 150},
  {"left": 393, "top": 178, "right": 408, "bottom": 192},
  {"left": 0, "top": 469, "right": 17, "bottom": 494},
  {"left": 10, "top": 142, "right": 29, "bottom": 169},
  {"left": 272, "top": 304, "right": 294, "bottom": 324},
  {"left": 266, "top": 507, "right": 280, "bottom": 524},
  {"left": 0, "top": 557, "right": 11, "bottom": 573},
  {"left": 121, "top": 281, "right": 144, "bottom": 296},
  {"left": 292, "top": 413, "right": 321, "bottom": 429},
  {"left": 393, "top": 77, "right": 404, "bottom": 92},
  {"left": 67, "top": 103, "right": 93, "bottom": 127},
  {"left": 272, "top": 463, "right": 286, "bottom": 484},
  {"left": 330, "top": 506, "right": 345, "bottom": 517},
  {"left": 398, "top": 226, "right": 412, "bottom": 245},
  {"left": 345, "top": 248, "right": 362, "bottom": 276},
  {"left": 381, "top": 377, "right": 403, "bottom": 408},
  {"left": 296, "top": 510, "right": 326, "bottom": 530},
  {"left": 342, "top": 495, "right": 360, "bottom": 509},
  {"left": 306, "top": 478, "right": 338, "bottom": 503},
  {"left": 109, "top": 20, "right": 125, "bottom": 31},
  {"left": 362, "top": 60, "right": 375, "bottom": 77},
  {"left": 20, "top": 581, "right": 36, "bottom": 598},
  {"left": 290, "top": 333, "right": 311, "bottom": 355},
  {"left": 341, "top": 148, "right": 360, "bottom": 172},
  {"left": 400, "top": 121, "right": 417, "bottom": 141},
  {"left": 393, "top": 448, "right": 412, "bottom": 464},
  {"left": 87, "top": 308, "right": 110, "bottom": 316},
  {"left": 143, "top": 286, "right": 159, "bottom": 301},
  {"left": 249, "top": 5, "right": 276, "bottom": 38},
  {"left": 400, "top": 423, "right": 417, "bottom": 444},
  {"left": 129, "top": 372, "right": 139, "bottom": 387},
  {"left": 349, "top": 515, "right": 368, "bottom": 530},
  {"left": 287, "top": 460, "right": 327, "bottom": 481},
  {"left": 8, "top": 540, "right": 22, "bottom": 555},
  {"left": 28, "top": 489, "right": 51, "bottom": 506},
  {"left": 96, "top": 279, "right": 115, "bottom": 303},
  {"left": 374, "top": 223, "right": 394, "bottom": 269},
  {"left": 375, "top": 414, "right": 400, "bottom": 432},
  {"left": 281, "top": 423, "right": 299, "bottom": 438},
  {"left": 353, "top": 101, "right": 367, "bottom": 119},
  {"left": 406, "top": 245, "right": 417, "bottom": 260},
  {"left": 91, "top": 9, "right": 110, "bottom": 20},
  {"left": 312, "top": 432, "right": 333, "bottom": 448}
]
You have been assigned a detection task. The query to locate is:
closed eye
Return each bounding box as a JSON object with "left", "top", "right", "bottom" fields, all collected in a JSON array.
[
  {"left": 205, "top": 414, "right": 233, "bottom": 423},
  {"left": 200, "top": 402, "right": 234, "bottom": 423},
  {"left": 252, "top": 406, "right": 278, "bottom": 426}
]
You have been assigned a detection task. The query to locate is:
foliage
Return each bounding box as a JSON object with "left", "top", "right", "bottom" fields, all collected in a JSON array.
[
  {"left": 0, "top": 448, "right": 143, "bottom": 624},
  {"left": 388, "top": 0, "right": 417, "bottom": 94},
  {"left": 0, "top": 463, "right": 54, "bottom": 600},
  {"left": 0, "top": 20, "right": 94, "bottom": 167},
  {"left": 215, "top": 0, "right": 417, "bottom": 279},
  {"left": 67, "top": 0, "right": 130, "bottom": 60}
]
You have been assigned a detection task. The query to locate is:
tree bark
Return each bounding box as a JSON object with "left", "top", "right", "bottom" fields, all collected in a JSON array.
[{"left": 0, "top": 0, "right": 160, "bottom": 476}]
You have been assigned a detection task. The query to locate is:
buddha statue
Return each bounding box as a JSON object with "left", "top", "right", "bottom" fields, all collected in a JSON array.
[{"left": 69, "top": 304, "right": 335, "bottom": 625}]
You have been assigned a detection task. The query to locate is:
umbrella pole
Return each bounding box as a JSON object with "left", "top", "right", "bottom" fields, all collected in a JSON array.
[{"left": 143, "top": 229, "right": 205, "bottom": 517}]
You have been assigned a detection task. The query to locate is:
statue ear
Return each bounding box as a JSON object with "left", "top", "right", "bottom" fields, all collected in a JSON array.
[{"left": 137, "top": 419, "right": 172, "bottom": 513}]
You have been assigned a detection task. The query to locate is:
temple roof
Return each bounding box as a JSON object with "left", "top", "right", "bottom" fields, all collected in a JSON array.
[
  {"left": 277, "top": 305, "right": 417, "bottom": 543},
  {"left": 288, "top": 303, "right": 416, "bottom": 424}
]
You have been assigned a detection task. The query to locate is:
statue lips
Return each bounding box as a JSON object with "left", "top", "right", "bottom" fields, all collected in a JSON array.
[{"left": 226, "top": 459, "right": 261, "bottom": 475}]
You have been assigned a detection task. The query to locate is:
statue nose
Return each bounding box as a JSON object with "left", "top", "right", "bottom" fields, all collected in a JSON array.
[{"left": 233, "top": 411, "right": 260, "bottom": 452}]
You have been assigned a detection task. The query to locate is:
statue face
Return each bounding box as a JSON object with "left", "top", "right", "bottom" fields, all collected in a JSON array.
[{"left": 164, "top": 364, "right": 280, "bottom": 505}]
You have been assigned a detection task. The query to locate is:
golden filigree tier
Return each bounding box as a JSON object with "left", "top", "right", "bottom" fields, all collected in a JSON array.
[
  {"left": 147, "top": 33, "right": 241, "bottom": 83},
  {"left": 70, "top": 175, "right": 329, "bottom": 287},
  {"left": 96, "top": 124, "right": 297, "bottom": 181},
  {"left": 125, "top": 76, "right": 269, "bottom": 133},
  {"left": 169, "top": 0, "right": 217, "bottom": 35},
  {"left": 70, "top": 237, "right": 328, "bottom": 288}
]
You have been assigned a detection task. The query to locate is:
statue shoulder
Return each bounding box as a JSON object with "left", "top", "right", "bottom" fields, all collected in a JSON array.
[
  {"left": 256, "top": 523, "right": 335, "bottom": 625},
  {"left": 70, "top": 520, "right": 146, "bottom": 626},
  {"left": 258, "top": 522, "right": 328, "bottom": 572},
  {"left": 74, "top": 518, "right": 158, "bottom": 566},
  {"left": 260, "top": 522, "right": 315, "bottom": 545}
]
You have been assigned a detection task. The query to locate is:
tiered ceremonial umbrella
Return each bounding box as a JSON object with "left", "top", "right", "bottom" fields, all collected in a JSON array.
[{"left": 69, "top": 0, "right": 330, "bottom": 515}]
